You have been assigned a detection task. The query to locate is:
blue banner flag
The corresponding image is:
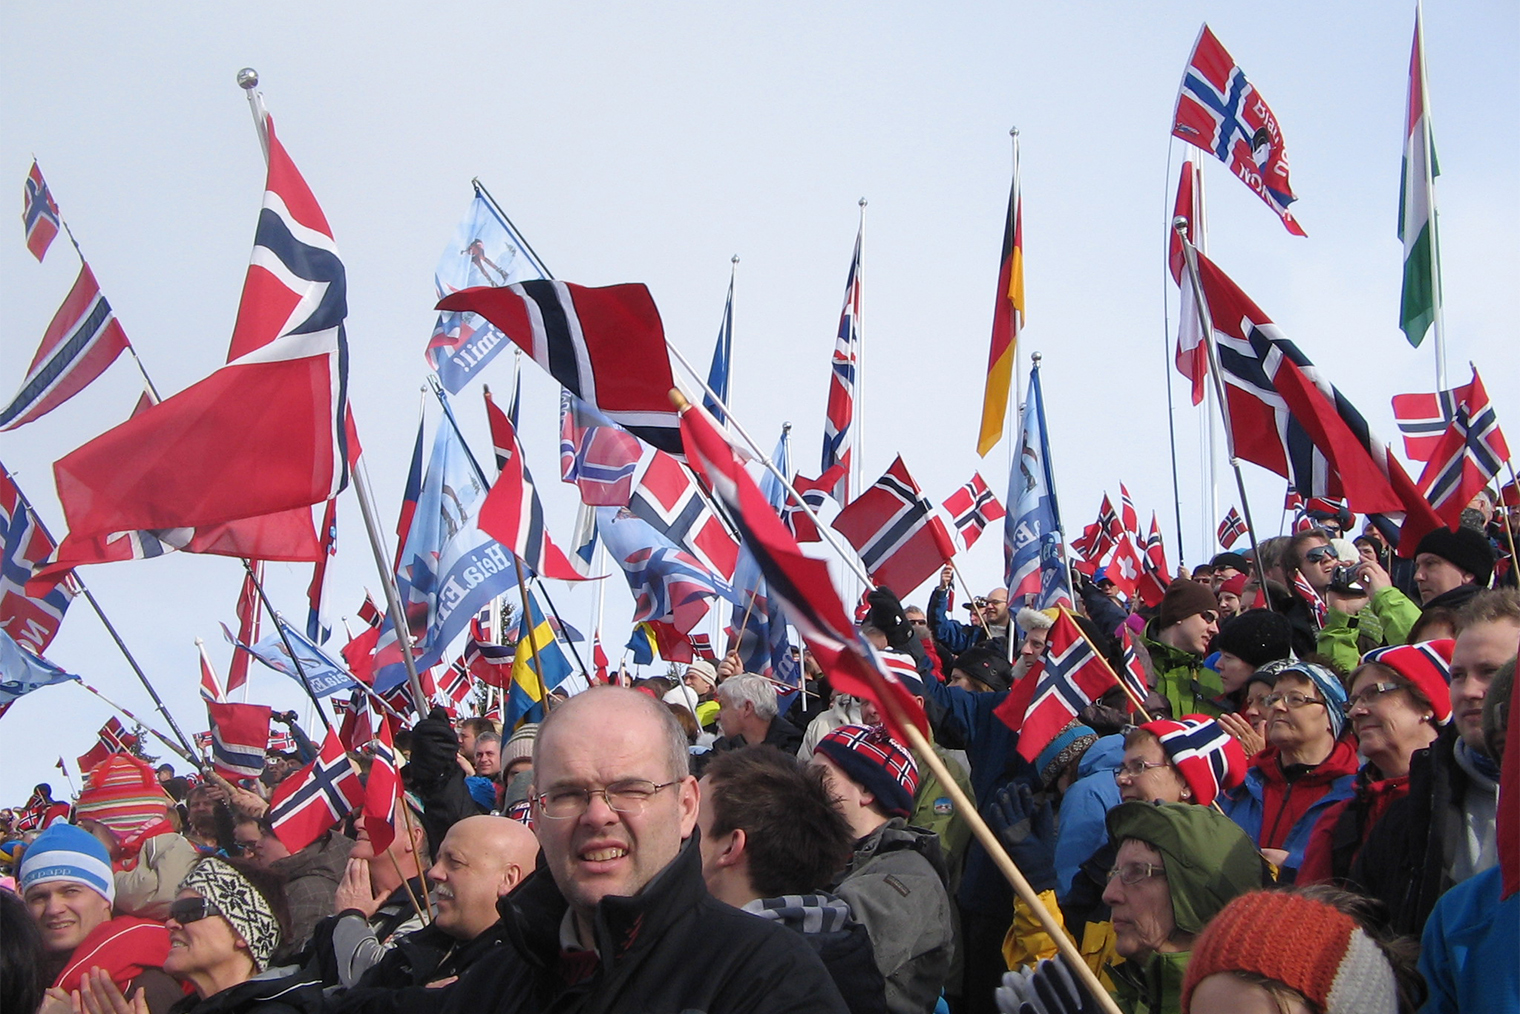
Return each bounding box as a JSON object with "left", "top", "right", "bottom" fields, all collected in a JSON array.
[
  {"left": 235, "top": 621, "right": 356, "bottom": 699},
  {"left": 426, "top": 193, "right": 548, "bottom": 393},
  {"left": 1003, "top": 363, "right": 1070, "bottom": 610},
  {"left": 0, "top": 627, "right": 75, "bottom": 713},
  {"left": 704, "top": 272, "right": 734, "bottom": 424}
]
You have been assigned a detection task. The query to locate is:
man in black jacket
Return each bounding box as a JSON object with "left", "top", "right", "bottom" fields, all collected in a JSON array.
[
  {"left": 439, "top": 686, "right": 846, "bottom": 1014},
  {"left": 710, "top": 673, "right": 805, "bottom": 755}
]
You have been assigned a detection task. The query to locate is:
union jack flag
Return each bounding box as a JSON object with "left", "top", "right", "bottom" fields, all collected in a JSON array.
[
  {"left": 1016, "top": 611, "right": 1118, "bottom": 763},
  {"left": 267, "top": 729, "right": 362, "bottom": 852},
  {"left": 560, "top": 392, "right": 643, "bottom": 506},
  {"left": 1, "top": 468, "right": 74, "bottom": 654},
  {"left": 1149, "top": 715, "right": 1246, "bottom": 806},
  {"left": 22, "top": 161, "right": 60, "bottom": 262},
  {"left": 1415, "top": 367, "right": 1510, "bottom": 527},
  {"left": 1172, "top": 25, "right": 1305, "bottom": 236},
  {"left": 941, "top": 472, "right": 1006, "bottom": 552},
  {"left": 820, "top": 226, "right": 862, "bottom": 502},
  {"left": 1217, "top": 506, "right": 1248, "bottom": 550}
]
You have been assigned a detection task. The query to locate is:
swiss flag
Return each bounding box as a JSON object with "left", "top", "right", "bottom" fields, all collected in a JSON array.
[{"left": 1105, "top": 531, "right": 1146, "bottom": 600}]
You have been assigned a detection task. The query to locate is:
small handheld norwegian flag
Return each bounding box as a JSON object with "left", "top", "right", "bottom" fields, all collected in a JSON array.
[
  {"left": 267, "top": 729, "right": 361, "bottom": 853},
  {"left": 1216, "top": 507, "right": 1248, "bottom": 550}
]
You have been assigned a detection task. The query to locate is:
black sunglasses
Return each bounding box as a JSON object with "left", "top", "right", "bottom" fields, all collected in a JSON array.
[{"left": 168, "top": 897, "right": 223, "bottom": 925}]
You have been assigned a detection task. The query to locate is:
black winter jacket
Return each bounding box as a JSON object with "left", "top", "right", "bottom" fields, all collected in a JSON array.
[
  {"left": 326, "top": 921, "right": 510, "bottom": 1014},
  {"left": 167, "top": 969, "right": 322, "bottom": 1014}
]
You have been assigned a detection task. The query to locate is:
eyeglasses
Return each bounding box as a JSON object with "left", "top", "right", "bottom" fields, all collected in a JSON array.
[
  {"left": 227, "top": 840, "right": 260, "bottom": 857},
  {"left": 1106, "top": 862, "right": 1167, "bottom": 886},
  {"left": 1348, "top": 682, "right": 1405, "bottom": 708},
  {"left": 1263, "top": 691, "right": 1327, "bottom": 710},
  {"left": 168, "top": 897, "right": 223, "bottom": 926},
  {"left": 1198, "top": 610, "right": 1219, "bottom": 625},
  {"left": 1113, "top": 760, "right": 1170, "bottom": 782},
  {"left": 1304, "top": 546, "right": 1338, "bottom": 564},
  {"left": 535, "top": 779, "right": 678, "bottom": 819}
]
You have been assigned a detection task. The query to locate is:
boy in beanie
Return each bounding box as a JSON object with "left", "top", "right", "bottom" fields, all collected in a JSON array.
[
  {"left": 814, "top": 725, "right": 954, "bottom": 1014},
  {"left": 20, "top": 824, "right": 181, "bottom": 1014},
  {"left": 1144, "top": 580, "right": 1224, "bottom": 718}
]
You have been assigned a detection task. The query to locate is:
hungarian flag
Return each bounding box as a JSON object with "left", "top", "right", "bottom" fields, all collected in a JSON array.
[
  {"left": 206, "top": 701, "right": 271, "bottom": 781},
  {"left": 977, "top": 164, "right": 1024, "bottom": 456},
  {"left": 1415, "top": 367, "right": 1510, "bottom": 528},
  {"left": 361, "top": 721, "right": 400, "bottom": 853},
  {"left": 267, "top": 729, "right": 361, "bottom": 852},
  {"left": 832, "top": 456, "right": 955, "bottom": 597},
  {"left": 1399, "top": 9, "right": 1440, "bottom": 348},
  {"left": 1016, "top": 611, "right": 1120, "bottom": 762},
  {"left": 53, "top": 115, "right": 351, "bottom": 543}
]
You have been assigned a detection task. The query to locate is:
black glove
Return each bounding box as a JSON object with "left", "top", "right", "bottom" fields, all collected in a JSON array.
[
  {"left": 401, "top": 707, "right": 461, "bottom": 791},
  {"left": 995, "top": 958, "right": 1101, "bottom": 1014},
  {"left": 989, "top": 783, "right": 1058, "bottom": 894},
  {"left": 866, "top": 587, "right": 915, "bottom": 650}
]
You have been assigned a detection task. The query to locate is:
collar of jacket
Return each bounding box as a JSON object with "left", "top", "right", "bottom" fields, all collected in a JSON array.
[
  {"left": 1250, "top": 740, "right": 1361, "bottom": 788},
  {"left": 500, "top": 829, "right": 709, "bottom": 974},
  {"left": 845, "top": 817, "right": 951, "bottom": 887},
  {"left": 1107, "top": 948, "right": 1189, "bottom": 1013},
  {"left": 1140, "top": 625, "right": 1200, "bottom": 671},
  {"left": 168, "top": 965, "right": 316, "bottom": 1014}
]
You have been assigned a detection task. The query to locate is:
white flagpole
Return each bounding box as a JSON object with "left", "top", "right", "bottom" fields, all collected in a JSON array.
[
  {"left": 1415, "top": 1, "right": 1447, "bottom": 393},
  {"left": 1010, "top": 128, "right": 1025, "bottom": 421},
  {"left": 854, "top": 197, "right": 867, "bottom": 503}
]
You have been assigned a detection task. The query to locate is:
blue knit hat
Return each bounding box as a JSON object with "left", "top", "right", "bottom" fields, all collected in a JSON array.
[
  {"left": 18, "top": 823, "right": 116, "bottom": 904},
  {"left": 1034, "top": 722, "right": 1099, "bottom": 789},
  {"left": 1276, "top": 661, "right": 1349, "bottom": 739}
]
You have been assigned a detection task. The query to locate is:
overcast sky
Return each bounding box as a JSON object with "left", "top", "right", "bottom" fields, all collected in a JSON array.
[{"left": 3, "top": 2, "right": 1515, "bottom": 804}]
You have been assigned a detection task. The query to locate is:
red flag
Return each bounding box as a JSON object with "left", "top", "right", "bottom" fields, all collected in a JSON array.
[
  {"left": 1414, "top": 367, "right": 1511, "bottom": 529},
  {"left": 77, "top": 717, "right": 139, "bottom": 773},
  {"left": 1216, "top": 507, "right": 1248, "bottom": 550},
  {"left": 1, "top": 467, "right": 74, "bottom": 653},
  {"left": 341, "top": 624, "right": 382, "bottom": 687},
  {"left": 362, "top": 721, "right": 400, "bottom": 854},
  {"left": 831, "top": 456, "right": 955, "bottom": 596},
  {"left": 198, "top": 640, "right": 224, "bottom": 704},
  {"left": 1119, "top": 484, "right": 1140, "bottom": 537},
  {"left": 22, "top": 161, "right": 61, "bottom": 262},
  {"left": 628, "top": 449, "right": 739, "bottom": 580},
  {"left": 783, "top": 465, "right": 847, "bottom": 544},
  {"left": 53, "top": 118, "right": 350, "bottom": 543},
  {"left": 226, "top": 567, "right": 261, "bottom": 694},
  {"left": 941, "top": 472, "right": 1006, "bottom": 552},
  {"left": 267, "top": 729, "right": 361, "bottom": 852},
  {"left": 206, "top": 701, "right": 271, "bottom": 781},
  {"left": 592, "top": 636, "right": 609, "bottom": 684},
  {"left": 1137, "top": 513, "right": 1171, "bottom": 609},
  {"left": 1104, "top": 531, "right": 1146, "bottom": 601},
  {"left": 1016, "top": 612, "right": 1119, "bottom": 762}
]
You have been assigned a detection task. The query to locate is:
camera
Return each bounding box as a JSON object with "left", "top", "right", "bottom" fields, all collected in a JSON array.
[{"left": 1328, "top": 564, "right": 1364, "bottom": 594}]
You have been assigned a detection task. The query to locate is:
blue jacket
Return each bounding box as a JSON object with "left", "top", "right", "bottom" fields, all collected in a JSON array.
[
  {"left": 926, "top": 587, "right": 985, "bottom": 655},
  {"left": 1418, "top": 866, "right": 1518, "bottom": 1014},
  {"left": 1052, "top": 735, "right": 1124, "bottom": 900},
  {"left": 1220, "top": 743, "right": 1358, "bottom": 874}
]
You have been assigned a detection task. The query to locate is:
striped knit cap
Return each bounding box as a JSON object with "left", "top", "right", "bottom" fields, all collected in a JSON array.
[
  {"left": 1181, "top": 891, "right": 1397, "bottom": 1014},
  {"left": 1360, "top": 639, "right": 1454, "bottom": 723},
  {"left": 75, "top": 753, "right": 172, "bottom": 840},
  {"left": 815, "top": 724, "right": 919, "bottom": 819}
]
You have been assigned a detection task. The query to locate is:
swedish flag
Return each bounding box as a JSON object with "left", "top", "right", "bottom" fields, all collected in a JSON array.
[{"left": 505, "top": 590, "right": 573, "bottom": 727}]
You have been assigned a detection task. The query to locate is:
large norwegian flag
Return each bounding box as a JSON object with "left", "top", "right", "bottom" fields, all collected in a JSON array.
[
  {"left": 1170, "top": 159, "right": 1208, "bottom": 407},
  {"left": 941, "top": 472, "right": 1006, "bottom": 552},
  {"left": 267, "top": 729, "right": 361, "bottom": 852},
  {"left": 206, "top": 701, "right": 271, "bottom": 781},
  {"left": 832, "top": 456, "right": 955, "bottom": 597},
  {"left": 679, "top": 400, "right": 927, "bottom": 744},
  {"left": 437, "top": 281, "right": 682, "bottom": 454},
  {"left": 1, "top": 468, "right": 74, "bottom": 654},
  {"left": 820, "top": 227, "right": 863, "bottom": 502},
  {"left": 1016, "top": 611, "right": 1119, "bottom": 763},
  {"left": 559, "top": 392, "right": 644, "bottom": 506},
  {"left": 1416, "top": 367, "right": 1511, "bottom": 528},
  {"left": 1, "top": 264, "right": 130, "bottom": 431},
  {"left": 1196, "top": 252, "right": 1442, "bottom": 552},
  {"left": 362, "top": 721, "right": 400, "bottom": 853},
  {"left": 1172, "top": 25, "right": 1305, "bottom": 236},
  {"left": 627, "top": 449, "right": 739, "bottom": 581},
  {"left": 22, "top": 161, "right": 61, "bottom": 262},
  {"left": 479, "top": 389, "right": 589, "bottom": 581},
  {"left": 53, "top": 117, "right": 350, "bottom": 542}
]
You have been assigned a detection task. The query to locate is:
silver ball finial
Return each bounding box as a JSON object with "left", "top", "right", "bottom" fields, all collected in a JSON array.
[
  {"left": 858, "top": 197, "right": 867, "bottom": 208},
  {"left": 1010, "top": 126, "right": 1019, "bottom": 137},
  {"left": 236, "top": 67, "right": 259, "bottom": 90},
  {"left": 1171, "top": 215, "right": 1190, "bottom": 235},
  {"left": 731, "top": 254, "right": 740, "bottom": 264},
  {"left": 1031, "top": 351, "right": 1043, "bottom": 365}
]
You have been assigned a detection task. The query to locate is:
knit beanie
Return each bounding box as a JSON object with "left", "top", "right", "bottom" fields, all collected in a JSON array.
[
  {"left": 180, "top": 858, "right": 283, "bottom": 971},
  {"left": 1360, "top": 639, "right": 1455, "bottom": 722},
  {"left": 684, "top": 659, "right": 718, "bottom": 692},
  {"left": 1218, "top": 573, "right": 1248, "bottom": 598},
  {"left": 1277, "top": 661, "right": 1350, "bottom": 739},
  {"left": 1209, "top": 552, "right": 1249, "bottom": 574},
  {"left": 952, "top": 643, "right": 1014, "bottom": 693},
  {"left": 1414, "top": 526, "right": 1495, "bottom": 586},
  {"left": 502, "top": 723, "right": 538, "bottom": 768},
  {"left": 815, "top": 724, "right": 919, "bottom": 819},
  {"left": 18, "top": 823, "right": 116, "bottom": 904},
  {"left": 1034, "top": 722, "right": 1098, "bottom": 789},
  {"left": 1158, "top": 580, "right": 1218, "bottom": 630},
  {"left": 1181, "top": 891, "right": 1398, "bottom": 1014},
  {"left": 74, "top": 754, "right": 172, "bottom": 841},
  {"left": 1212, "top": 611, "right": 1293, "bottom": 670},
  {"left": 1245, "top": 657, "right": 1296, "bottom": 693},
  {"left": 1106, "top": 801, "right": 1264, "bottom": 935},
  {"left": 1139, "top": 716, "right": 1248, "bottom": 806}
]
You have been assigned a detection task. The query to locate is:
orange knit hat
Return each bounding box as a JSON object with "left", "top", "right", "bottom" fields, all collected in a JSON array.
[{"left": 1181, "top": 891, "right": 1397, "bottom": 1013}]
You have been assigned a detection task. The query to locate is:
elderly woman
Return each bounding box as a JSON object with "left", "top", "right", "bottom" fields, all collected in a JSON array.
[
  {"left": 73, "top": 857, "right": 311, "bottom": 1014},
  {"left": 1297, "top": 641, "right": 1452, "bottom": 886},
  {"left": 1220, "top": 660, "right": 1359, "bottom": 876}
]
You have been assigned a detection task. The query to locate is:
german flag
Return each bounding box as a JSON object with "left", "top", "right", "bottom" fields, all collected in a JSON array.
[{"left": 977, "top": 168, "right": 1024, "bottom": 456}]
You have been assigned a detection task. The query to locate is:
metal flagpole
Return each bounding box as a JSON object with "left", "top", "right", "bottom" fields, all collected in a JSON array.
[
  {"left": 854, "top": 198, "right": 868, "bottom": 504},
  {"left": 1194, "top": 165, "right": 1219, "bottom": 564},
  {"left": 1161, "top": 151, "right": 1188, "bottom": 569},
  {"left": 1415, "top": 1, "right": 1447, "bottom": 393},
  {"left": 72, "top": 680, "right": 196, "bottom": 764}
]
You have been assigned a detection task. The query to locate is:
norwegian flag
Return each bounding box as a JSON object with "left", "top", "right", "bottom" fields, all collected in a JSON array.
[
  {"left": 77, "top": 717, "right": 140, "bottom": 773},
  {"left": 1217, "top": 507, "right": 1248, "bottom": 550},
  {"left": 1118, "top": 626, "right": 1150, "bottom": 711},
  {"left": 335, "top": 692, "right": 374, "bottom": 755},
  {"left": 53, "top": 115, "right": 351, "bottom": 543},
  {"left": 1, "top": 468, "right": 74, "bottom": 654},
  {"left": 479, "top": 389, "right": 591, "bottom": 581},
  {"left": 1196, "top": 251, "right": 1441, "bottom": 553},
  {"left": 436, "top": 655, "right": 474, "bottom": 707},
  {"left": 678, "top": 401, "right": 927, "bottom": 744},
  {"left": 227, "top": 566, "right": 261, "bottom": 694},
  {"left": 437, "top": 281, "right": 683, "bottom": 455},
  {"left": 1172, "top": 25, "right": 1305, "bottom": 236},
  {"left": 687, "top": 632, "right": 716, "bottom": 662},
  {"left": 1071, "top": 520, "right": 1107, "bottom": 563},
  {"left": 1392, "top": 389, "right": 1461, "bottom": 463},
  {"left": 591, "top": 635, "right": 610, "bottom": 683},
  {"left": 362, "top": 721, "right": 401, "bottom": 853},
  {"left": 1415, "top": 367, "right": 1511, "bottom": 528},
  {"left": 464, "top": 637, "right": 515, "bottom": 689},
  {"left": 267, "top": 728, "right": 297, "bottom": 753},
  {"left": 1016, "top": 611, "right": 1119, "bottom": 763},
  {"left": 627, "top": 449, "right": 739, "bottom": 581},
  {"left": 23, "top": 161, "right": 61, "bottom": 261},
  {"left": 1119, "top": 484, "right": 1140, "bottom": 537},
  {"left": 1138, "top": 512, "right": 1171, "bottom": 609},
  {"left": 206, "top": 702, "right": 271, "bottom": 781},
  {"left": 941, "top": 473, "right": 1007, "bottom": 552},
  {"left": 820, "top": 227, "right": 863, "bottom": 502},
  {"left": 1, "top": 263, "right": 131, "bottom": 431},
  {"left": 357, "top": 592, "right": 383, "bottom": 629},
  {"left": 1294, "top": 570, "right": 1328, "bottom": 629},
  {"left": 832, "top": 457, "right": 956, "bottom": 597},
  {"left": 1170, "top": 159, "right": 1208, "bottom": 406},
  {"left": 1148, "top": 716, "right": 1247, "bottom": 806},
  {"left": 198, "top": 640, "right": 225, "bottom": 703},
  {"left": 1104, "top": 530, "right": 1147, "bottom": 601},
  {"left": 559, "top": 392, "right": 644, "bottom": 506},
  {"left": 782, "top": 465, "right": 847, "bottom": 544},
  {"left": 267, "top": 729, "right": 362, "bottom": 852},
  {"left": 14, "top": 787, "right": 52, "bottom": 832},
  {"left": 306, "top": 498, "right": 338, "bottom": 643}
]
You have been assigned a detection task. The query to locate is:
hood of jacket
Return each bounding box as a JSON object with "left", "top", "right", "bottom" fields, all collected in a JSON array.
[
  {"left": 168, "top": 966, "right": 319, "bottom": 1014},
  {"left": 1078, "top": 734, "right": 1126, "bottom": 780},
  {"left": 847, "top": 817, "right": 951, "bottom": 889}
]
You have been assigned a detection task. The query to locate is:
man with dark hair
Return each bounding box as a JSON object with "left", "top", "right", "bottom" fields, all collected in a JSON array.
[
  {"left": 698, "top": 748, "right": 886, "bottom": 1014},
  {"left": 1413, "top": 526, "right": 1495, "bottom": 611},
  {"left": 1142, "top": 579, "right": 1222, "bottom": 717}
]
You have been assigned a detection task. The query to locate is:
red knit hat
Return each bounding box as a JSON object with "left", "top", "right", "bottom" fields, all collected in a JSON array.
[
  {"left": 74, "top": 754, "right": 172, "bottom": 840},
  {"left": 1182, "top": 891, "right": 1397, "bottom": 1013},
  {"left": 1359, "top": 639, "right": 1455, "bottom": 723},
  {"left": 815, "top": 724, "right": 919, "bottom": 819},
  {"left": 1139, "top": 715, "right": 1247, "bottom": 806}
]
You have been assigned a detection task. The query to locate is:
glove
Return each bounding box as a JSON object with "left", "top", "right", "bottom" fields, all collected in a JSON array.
[
  {"left": 995, "top": 959, "right": 1100, "bottom": 1014},
  {"left": 988, "top": 783, "right": 1058, "bottom": 894},
  {"left": 402, "top": 707, "right": 461, "bottom": 791},
  {"left": 866, "top": 587, "right": 915, "bottom": 650}
]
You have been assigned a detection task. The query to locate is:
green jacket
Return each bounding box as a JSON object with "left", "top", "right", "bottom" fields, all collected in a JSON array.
[
  {"left": 910, "top": 739, "right": 973, "bottom": 895},
  {"left": 1141, "top": 628, "right": 1224, "bottom": 718},
  {"left": 1317, "top": 586, "right": 1422, "bottom": 673},
  {"left": 1109, "top": 949, "right": 1189, "bottom": 1014}
]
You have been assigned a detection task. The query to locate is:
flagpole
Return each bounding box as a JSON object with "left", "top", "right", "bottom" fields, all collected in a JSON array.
[
  {"left": 56, "top": 759, "right": 79, "bottom": 799},
  {"left": 71, "top": 680, "right": 195, "bottom": 764},
  {"left": 510, "top": 556, "right": 549, "bottom": 715},
  {"left": 1010, "top": 128, "right": 1025, "bottom": 420},
  {"left": 1160, "top": 153, "right": 1188, "bottom": 569},
  {"left": 351, "top": 453, "right": 432, "bottom": 715},
  {"left": 1415, "top": 2, "right": 1447, "bottom": 393},
  {"left": 240, "top": 560, "right": 334, "bottom": 732},
  {"left": 1175, "top": 225, "right": 1274, "bottom": 600}
]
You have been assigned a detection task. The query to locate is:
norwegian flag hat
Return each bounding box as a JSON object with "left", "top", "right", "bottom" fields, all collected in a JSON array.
[
  {"left": 815, "top": 723, "right": 919, "bottom": 819},
  {"left": 1139, "top": 715, "right": 1248, "bottom": 806},
  {"left": 1359, "top": 639, "right": 1455, "bottom": 723}
]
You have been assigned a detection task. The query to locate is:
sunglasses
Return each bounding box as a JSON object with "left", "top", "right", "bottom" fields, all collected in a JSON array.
[
  {"left": 1304, "top": 546, "right": 1338, "bottom": 564},
  {"left": 168, "top": 897, "right": 224, "bottom": 926},
  {"left": 1198, "top": 610, "right": 1219, "bottom": 625}
]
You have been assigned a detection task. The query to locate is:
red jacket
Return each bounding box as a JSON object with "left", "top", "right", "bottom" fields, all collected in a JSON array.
[
  {"left": 1297, "top": 767, "right": 1413, "bottom": 885},
  {"left": 53, "top": 915, "right": 171, "bottom": 994}
]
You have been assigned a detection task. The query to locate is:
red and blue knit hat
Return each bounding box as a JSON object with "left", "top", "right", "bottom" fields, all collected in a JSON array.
[
  {"left": 815, "top": 724, "right": 919, "bottom": 819},
  {"left": 1140, "top": 715, "right": 1247, "bottom": 807},
  {"left": 1360, "top": 639, "right": 1455, "bottom": 723}
]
